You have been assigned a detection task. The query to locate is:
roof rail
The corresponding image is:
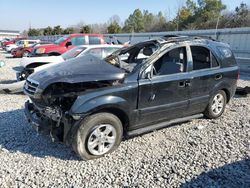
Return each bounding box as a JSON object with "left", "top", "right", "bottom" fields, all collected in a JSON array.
[{"left": 161, "top": 35, "right": 217, "bottom": 43}]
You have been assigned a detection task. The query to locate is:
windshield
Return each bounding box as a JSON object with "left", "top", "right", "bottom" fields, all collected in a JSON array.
[
  {"left": 54, "top": 36, "right": 68, "bottom": 45},
  {"left": 61, "top": 46, "right": 86, "bottom": 60},
  {"left": 105, "top": 42, "right": 159, "bottom": 73}
]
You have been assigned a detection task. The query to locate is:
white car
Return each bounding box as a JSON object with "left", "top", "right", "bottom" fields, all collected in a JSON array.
[
  {"left": 5, "top": 39, "right": 40, "bottom": 52},
  {"left": 17, "top": 44, "right": 123, "bottom": 81},
  {"left": 0, "top": 45, "right": 123, "bottom": 94}
]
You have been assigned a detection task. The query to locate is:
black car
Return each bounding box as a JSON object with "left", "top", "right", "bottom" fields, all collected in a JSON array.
[{"left": 24, "top": 36, "right": 239, "bottom": 160}]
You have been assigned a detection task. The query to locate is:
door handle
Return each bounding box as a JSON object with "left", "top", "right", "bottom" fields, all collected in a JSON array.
[
  {"left": 179, "top": 80, "right": 191, "bottom": 87},
  {"left": 178, "top": 81, "right": 185, "bottom": 87},
  {"left": 215, "top": 74, "right": 222, "bottom": 80}
]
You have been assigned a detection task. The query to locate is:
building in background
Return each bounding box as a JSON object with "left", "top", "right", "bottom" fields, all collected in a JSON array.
[{"left": 0, "top": 30, "right": 20, "bottom": 40}]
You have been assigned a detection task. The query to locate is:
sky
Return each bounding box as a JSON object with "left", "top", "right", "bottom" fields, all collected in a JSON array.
[{"left": 0, "top": 0, "right": 249, "bottom": 31}]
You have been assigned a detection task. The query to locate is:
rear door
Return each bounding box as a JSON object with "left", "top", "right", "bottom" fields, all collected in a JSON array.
[
  {"left": 187, "top": 45, "right": 221, "bottom": 114},
  {"left": 88, "top": 36, "right": 103, "bottom": 44}
]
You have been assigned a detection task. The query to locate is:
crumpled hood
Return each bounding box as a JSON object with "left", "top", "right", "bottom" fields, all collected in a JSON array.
[{"left": 28, "top": 54, "right": 125, "bottom": 90}]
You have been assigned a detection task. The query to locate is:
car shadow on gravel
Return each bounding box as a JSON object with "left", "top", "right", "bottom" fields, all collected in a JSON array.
[
  {"left": 180, "top": 159, "right": 250, "bottom": 188},
  {"left": 0, "top": 109, "right": 80, "bottom": 161}
]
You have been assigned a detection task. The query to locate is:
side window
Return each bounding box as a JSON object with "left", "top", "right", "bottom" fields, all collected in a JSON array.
[
  {"left": 89, "top": 36, "right": 101, "bottom": 44},
  {"left": 211, "top": 54, "right": 219, "bottom": 67},
  {"left": 70, "top": 36, "right": 85, "bottom": 45},
  {"left": 103, "top": 47, "right": 120, "bottom": 58},
  {"left": 153, "top": 47, "right": 187, "bottom": 76},
  {"left": 28, "top": 41, "right": 36, "bottom": 44},
  {"left": 86, "top": 48, "right": 103, "bottom": 58},
  {"left": 191, "top": 46, "right": 211, "bottom": 70}
]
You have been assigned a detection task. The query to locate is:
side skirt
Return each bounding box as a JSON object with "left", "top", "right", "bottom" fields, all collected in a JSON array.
[{"left": 127, "top": 113, "right": 203, "bottom": 137}]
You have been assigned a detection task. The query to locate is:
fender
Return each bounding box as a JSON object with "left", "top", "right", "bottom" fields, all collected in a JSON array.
[
  {"left": 70, "top": 95, "right": 130, "bottom": 115},
  {"left": 209, "top": 80, "right": 236, "bottom": 101}
]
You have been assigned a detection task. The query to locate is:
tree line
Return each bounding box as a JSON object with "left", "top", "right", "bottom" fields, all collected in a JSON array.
[{"left": 27, "top": 0, "right": 250, "bottom": 36}]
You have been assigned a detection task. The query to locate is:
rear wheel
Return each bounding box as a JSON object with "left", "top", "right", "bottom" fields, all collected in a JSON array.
[
  {"left": 73, "top": 112, "right": 123, "bottom": 160},
  {"left": 204, "top": 90, "right": 227, "bottom": 119}
]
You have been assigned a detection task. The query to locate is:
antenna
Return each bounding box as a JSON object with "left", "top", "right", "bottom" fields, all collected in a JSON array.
[{"left": 215, "top": 14, "right": 220, "bottom": 40}]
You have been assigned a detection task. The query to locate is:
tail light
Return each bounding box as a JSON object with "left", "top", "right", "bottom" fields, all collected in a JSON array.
[{"left": 237, "top": 70, "right": 240, "bottom": 80}]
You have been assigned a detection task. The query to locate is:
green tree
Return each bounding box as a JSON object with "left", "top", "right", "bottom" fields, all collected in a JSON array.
[
  {"left": 63, "top": 27, "right": 74, "bottom": 34},
  {"left": 123, "top": 9, "right": 144, "bottom": 32},
  {"left": 28, "top": 28, "right": 40, "bottom": 36},
  {"left": 143, "top": 10, "right": 154, "bottom": 32},
  {"left": 43, "top": 26, "right": 53, "bottom": 35},
  {"left": 196, "top": 0, "right": 226, "bottom": 27},
  {"left": 173, "top": 0, "right": 226, "bottom": 30},
  {"left": 80, "top": 25, "right": 92, "bottom": 33},
  {"left": 234, "top": 3, "right": 249, "bottom": 27},
  {"left": 52, "top": 25, "right": 63, "bottom": 35},
  {"left": 107, "top": 21, "right": 121, "bottom": 34}
]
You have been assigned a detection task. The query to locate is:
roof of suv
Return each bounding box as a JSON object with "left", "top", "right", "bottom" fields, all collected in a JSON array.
[{"left": 158, "top": 35, "right": 228, "bottom": 46}]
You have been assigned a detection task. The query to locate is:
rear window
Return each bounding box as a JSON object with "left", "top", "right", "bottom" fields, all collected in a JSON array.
[
  {"left": 89, "top": 36, "right": 101, "bottom": 44},
  {"left": 61, "top": 46, "right": 86, "bottom": 60}
]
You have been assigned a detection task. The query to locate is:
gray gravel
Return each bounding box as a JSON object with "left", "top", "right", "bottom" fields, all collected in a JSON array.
[{"left": 0, "top": 51, "right": 249, "bottom": 188}]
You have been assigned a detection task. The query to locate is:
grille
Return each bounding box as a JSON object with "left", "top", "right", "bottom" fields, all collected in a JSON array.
[{"left": 24, "top": 79, "right": 39, "bottom": 96}]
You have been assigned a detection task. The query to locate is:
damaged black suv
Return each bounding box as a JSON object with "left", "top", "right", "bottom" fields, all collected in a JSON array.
[{"left": 24, "top": 36, "right": 238, "bottom": 160}]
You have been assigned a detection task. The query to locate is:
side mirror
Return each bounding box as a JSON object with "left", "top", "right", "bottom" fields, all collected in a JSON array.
[{"left": 65, "top": 41, "right": 72, "bottom": 48}]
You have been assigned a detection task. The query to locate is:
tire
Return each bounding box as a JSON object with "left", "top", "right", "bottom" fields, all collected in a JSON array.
[
  {"left": 73, "top": 112, "right": 123, "bottom": 160},
  {"left": 204, "top": 90, "right": 227, "bottom": 119}
]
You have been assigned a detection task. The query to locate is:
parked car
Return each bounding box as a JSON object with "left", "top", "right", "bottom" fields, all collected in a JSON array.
[
  {"left": 0, "top": 38, "right": 10, "bottom": 47},
  {"left": 6, "top": 39, "right": 40, "bottom": 53},
  {"left": 11, "top": 41, "right": 52, "bottom": 58},
  {"left": 1, "top": 37, "right": 27, "bottom": 49},
  {"left": 32, "top": 33, "right": 105, "bottom": 56},
  {"left": 16, "top": 44, "right": 123, "bottom": 81},
  {"left": 0, "top": 45, "right": 123, "bottom": 94},
  {"left": 24, "top": 36, "right": 239, "bottom": 160}
]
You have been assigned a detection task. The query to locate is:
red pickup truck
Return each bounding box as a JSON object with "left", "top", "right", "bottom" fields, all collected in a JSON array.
[{"left": 33, "top": 33, "right": 105, "bottom": 56}]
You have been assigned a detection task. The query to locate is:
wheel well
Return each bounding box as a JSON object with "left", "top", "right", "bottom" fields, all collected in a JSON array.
[
  {"left": 26, "top": 62, "right": 48, "bottom": 69},
  {"left": 221, "top": 88, "right": 230, "bottom": 103},
  {"left": 48, "top": 52, "right": 61, "bottom": 56},
  {"left": 93, "top": 108, "right": 129, "bottom": 132}
]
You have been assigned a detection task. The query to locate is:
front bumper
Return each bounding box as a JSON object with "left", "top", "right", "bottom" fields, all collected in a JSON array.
[
  {"left": 24, "top": 100, "right": 74, "bottom": 143},
  {"left": 24, "top": 100, "right": 50, "bottom": 134},
  {"left": 16, "top": 68, "right": 34, "bottom": 81}
]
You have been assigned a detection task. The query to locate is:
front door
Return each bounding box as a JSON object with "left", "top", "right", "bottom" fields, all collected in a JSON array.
[{"left": 137, "top": 46, "right": 192, "bottom": 127}]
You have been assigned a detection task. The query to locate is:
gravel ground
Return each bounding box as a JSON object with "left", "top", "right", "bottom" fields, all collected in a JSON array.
[{"left": 0, "top": 51, "right": 249, "bottom": 188}]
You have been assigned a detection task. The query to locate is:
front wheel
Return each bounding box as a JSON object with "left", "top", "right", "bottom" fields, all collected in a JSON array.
[
  {"left": 204, "top": 90, "right": 227, "bottom": 119},
  {"left": 73, "top": 112, "right": 123, "bottom": 160}
]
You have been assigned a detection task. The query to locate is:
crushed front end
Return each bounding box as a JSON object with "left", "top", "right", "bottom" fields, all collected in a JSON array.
[
  {"left": 24, "top": 79, "right": 76, "bottom": 143},
  {"left": 23, "top": 77, "right": 120, "bottom": 145}
]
